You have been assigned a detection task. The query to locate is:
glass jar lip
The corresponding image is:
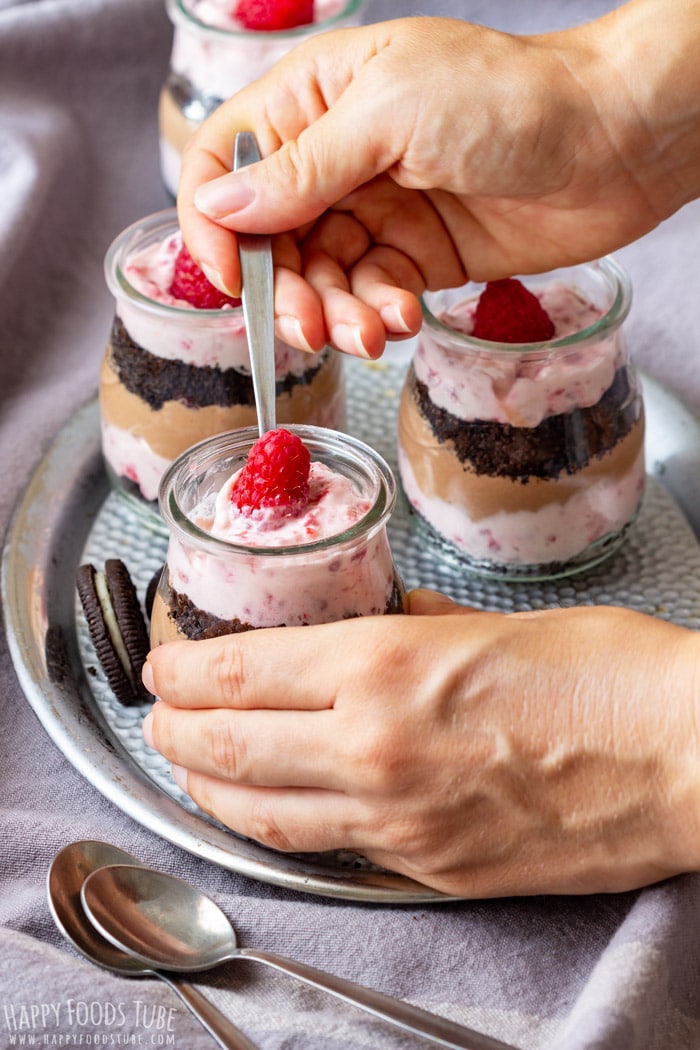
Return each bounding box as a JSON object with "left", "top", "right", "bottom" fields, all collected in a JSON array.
[
  {"left": 103, "top": 207, "right": 243, "bottom": 320},
  {"left": 159, "top": 424, "right": 397, "bottom": 557},
  {"left": 421, "top": 257, "right": 632, "bottom": 355},
  {"left": 165, "top": 0, "right": 367, "bottom": 38}
]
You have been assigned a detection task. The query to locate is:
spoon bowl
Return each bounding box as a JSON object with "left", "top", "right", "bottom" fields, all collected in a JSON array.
[
  {"left": 47, "top": 840, "right": 148, "bottom": 975},
  {"left": 82, "top": 863, "right": 520, "bottom": 1050},
  {"left": 47, "top": 841, "right": 257, "bottom": 1050}
]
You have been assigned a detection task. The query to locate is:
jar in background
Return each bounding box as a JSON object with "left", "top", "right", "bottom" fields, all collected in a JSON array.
[
  {"left": 159, "top": 0, "right": 368, "bottom": 197},
  {"left": 100, "top": 209, "right": 345, "bottom": 513},
  {"left": 397, "top": 259, "right": 645, "bottom": 580},
  {"left": 150, "top": 424, "right": 405, "bottom": 642}
]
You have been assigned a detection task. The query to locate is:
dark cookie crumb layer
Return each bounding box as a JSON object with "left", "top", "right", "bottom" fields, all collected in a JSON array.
[
  {"left": 109, "top": 316, "right": 327, "bottom": 411},
  {"left": 409, "top": 364, "right": 640, "bottom": 481},
  {"left": 162, "top": 575, "right": 404, "bottom": 640}
]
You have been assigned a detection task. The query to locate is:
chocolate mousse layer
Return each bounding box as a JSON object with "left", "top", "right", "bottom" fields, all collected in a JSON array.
[
  {"left": 109, "top": 317, "right": 329, "bottom": 410},
  {"left": 399, "top": 385, "right": 645, "bottom": 520},
  {"left": 405, "top": 364, "right": 640, "bottom": 480},
  {"left": 151, "top": 576, "right": 405, "bottom": 644},
  {"left": 100, "top": 349, "right": 345, "bottom": 462}
]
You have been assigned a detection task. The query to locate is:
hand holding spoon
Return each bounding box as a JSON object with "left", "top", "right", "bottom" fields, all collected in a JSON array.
[
  {"left": 234, "top": 131, "right": 276, "bottom": 437},
  {"left": 81, "top": 863, "right": 521, "bottom": 1050},
  {"left": 47, "top": 841, "right": 258, "bottom": 1050}
]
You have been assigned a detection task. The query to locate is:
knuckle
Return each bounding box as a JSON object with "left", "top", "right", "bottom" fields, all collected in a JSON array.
[
  {"left": 209, "top": 715, "right": 248, "bottom": 781},
  {"left": 275, "top": 139, "right": 328, "bottom": 205},
  {"left": 211, "top": 641, "right": 249, "bottom": 708},
  {"left": 355, "top": 723, "right": 410, "bottom": 795},
  {"left": 379, "top": 823, "right": 413, "bottom": 858},
  {"left": 248, "top": 797, "right": 296, "bottom": 853}
]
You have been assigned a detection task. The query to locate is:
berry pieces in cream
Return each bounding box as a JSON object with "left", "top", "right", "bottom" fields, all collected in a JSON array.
[{"left": 397, "top": 261, "right": 645, "bottom": 579}]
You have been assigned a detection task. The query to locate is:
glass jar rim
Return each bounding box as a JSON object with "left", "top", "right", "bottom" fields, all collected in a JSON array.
[
  {"left": 103, "top": 207, "right": 243, "bottom": 320},
  {"left": 421, "top": 257, "right": 632, "bottom": 356},
  {"left": 159, "top": 424, "right": 397, "bottom": 557},
  {"left": 165, "top": 0, "right": 367, "bottom": 38}
]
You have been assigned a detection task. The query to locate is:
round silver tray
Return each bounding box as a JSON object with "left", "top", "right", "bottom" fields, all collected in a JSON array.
[{"left": 4, "top": 360, "right": 700, "bottom": 902}]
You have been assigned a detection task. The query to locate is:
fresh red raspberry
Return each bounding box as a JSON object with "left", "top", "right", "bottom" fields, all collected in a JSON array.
[
  {"left": 169, "top": 245, "right": 241, "bottom": 309},
  {"left": 233, "top": 0, "right": 314, "bottom": 30},
  {"left": 472, "top": 278, "right": 555, "bottom": 343},
  {"left": 232, "top": 428, "right": 311, "bottom": 516}
]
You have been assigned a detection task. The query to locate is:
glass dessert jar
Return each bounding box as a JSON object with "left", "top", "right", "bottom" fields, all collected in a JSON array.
[
  {"left": 100, "top": 209, "right": 345, "bottom": 512},
  {"left": 150, "top": 424, "right": 405, "bottom": 642},
  {"left": 159, "top": 0, "right": 368, "bottom": 197},
  {"left": 397, "top": 259, "right": 645, "bottom": 580}
]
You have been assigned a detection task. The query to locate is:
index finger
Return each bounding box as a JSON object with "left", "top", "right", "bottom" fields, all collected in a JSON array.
[
  {"left": 177, "top": 113, "right": 246, "bottom": 297},
  {"left": 144, "top": 624, "right": 344, "bottom": 711}
]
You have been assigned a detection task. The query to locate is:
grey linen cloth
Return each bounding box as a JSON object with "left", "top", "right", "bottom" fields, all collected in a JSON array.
[{"left": 2, "top": 0, "right": 700, "bottom": 1047}]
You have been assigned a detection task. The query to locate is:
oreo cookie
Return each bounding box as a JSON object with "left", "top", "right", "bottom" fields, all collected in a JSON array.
[{"left": 76, "top": 559, "right": 152, "bottom": 706}]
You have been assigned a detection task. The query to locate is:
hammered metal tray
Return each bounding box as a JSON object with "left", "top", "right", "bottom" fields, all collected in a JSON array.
[{"left": 4, "top": 357, "right": 700, "bottom": 902}]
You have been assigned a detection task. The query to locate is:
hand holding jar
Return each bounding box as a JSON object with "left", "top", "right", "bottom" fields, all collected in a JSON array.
[{"left": 143, "top": 591, "right": 700, "bottom": 898}]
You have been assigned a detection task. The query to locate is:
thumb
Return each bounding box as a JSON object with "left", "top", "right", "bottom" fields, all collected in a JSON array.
[
  {"left": 406, "top": 589, "right": 477, "bottom": 617},
  {"left": 193, "top": 115, "right": 390, "bottom": 233},
  {"left": 191, "top": 46, "right": 404, "bottom": 232}
]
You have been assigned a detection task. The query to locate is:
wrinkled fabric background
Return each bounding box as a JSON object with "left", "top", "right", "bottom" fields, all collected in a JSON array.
[{"left": 2, "top": 1, "right": 700, "bottom": 1047}]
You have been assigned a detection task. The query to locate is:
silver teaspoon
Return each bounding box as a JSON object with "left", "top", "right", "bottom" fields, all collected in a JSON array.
[
  {"left": 234, "top": 131, "right": 276, "bottom": 437},
  {"left": 47, "top": 841, "right": 258, "bottom": 1050},
  {"left": 82, "top": 863, "right": 521, "bottom": 1050}
]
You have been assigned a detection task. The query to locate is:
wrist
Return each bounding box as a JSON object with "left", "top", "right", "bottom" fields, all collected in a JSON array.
[{"left": 656, "top": 625, "right": 700, "bottom": 875}]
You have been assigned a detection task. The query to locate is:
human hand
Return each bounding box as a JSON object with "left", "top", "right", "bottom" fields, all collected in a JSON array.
[
  {"left": 178, "top": 3, "right": 700, "bottom": 359},
  {"left": 142, "top": 589, "right": 700, "bottom": 897}
]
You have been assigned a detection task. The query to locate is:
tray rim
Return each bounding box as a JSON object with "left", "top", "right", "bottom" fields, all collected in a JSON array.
[
  {"left": 3, "top": 371, "right": 699, "bottom": 903},
  {"left": 1, "top": 392, "right": 453, "bottom": 903}
]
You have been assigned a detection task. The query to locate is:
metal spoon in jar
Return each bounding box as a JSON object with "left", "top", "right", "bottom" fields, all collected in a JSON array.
[
  {"left": 234, "top": 131, "right": 276, "bottom": 437},
  {"left": 81, "top": 863, "right": 521, "bottom": 1050},
  {"left": 47, "top": 841, "right": 258, "bottom": 1050}
]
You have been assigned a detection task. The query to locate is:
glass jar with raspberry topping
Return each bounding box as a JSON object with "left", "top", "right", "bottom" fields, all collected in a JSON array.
[
  {"left": 159, "top": 0, "right": 369, "bottom": 198},
  {"left": 100, "top": 208, "right": 345, "bottom": 515},
  {"left": 149, "top": 424, "right": 405, "bottom": 643},
  {"left": 397, "top": 259, "right": 645, "bottom": 580}
]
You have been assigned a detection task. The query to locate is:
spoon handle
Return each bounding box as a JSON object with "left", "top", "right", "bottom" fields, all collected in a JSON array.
[
  {"left": 238, "top": 948, "right": 519, "bottom": 1050},
  {"left": 159, "top": 974, "right": 259, "bottom": 1050},
  {"left": 234, "top": 131, "right": 276, "bottom": 438}
]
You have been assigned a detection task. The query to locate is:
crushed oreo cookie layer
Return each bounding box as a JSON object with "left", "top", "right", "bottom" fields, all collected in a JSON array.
[
  {"left": 109, "top": 317, "right": 326, "bottom": 411},
  {"left": 409, "top": 365, "right": 640, "bottom": 481},
  {"left": 162, "top": 576, "right": 405, "bottom": 639}
]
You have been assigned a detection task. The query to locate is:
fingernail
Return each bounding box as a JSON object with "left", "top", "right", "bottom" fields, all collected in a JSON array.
[
  {"left": 142, "top": 658, "right": 155, "bottom": 696},
  {"left": 276, "top": 314, "right": 315, "bottom": 353},
  {"left": 142, "top": 711, "right": 155, "bottom": 749},
  {"left": 331, "top": 323, "right": 370, "bottom": 359},
  {"left": 406, "top": 588, "right": 457, "bottom": 614},
  {"left": 380, "top": 301, "right": 412, "bottom": 334},
  {"left": 171, "top": 764, "right": 189, "bottom": 792},
  {"left": 201, "top": 262, "right": 240, "bottom": 299},
  {"left": 194, "top": 173, "right": 255, "bottom": 218}
]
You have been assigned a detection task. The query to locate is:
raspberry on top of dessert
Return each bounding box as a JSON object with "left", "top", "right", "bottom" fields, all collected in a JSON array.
[
  {"left": 233, "top": 0, "right": 314, "bottom": 31},
  {"left": 184, "top": 0, "right": 324, "bottom": 30},
  {"left": 203, "top": 428, "right": 373, "bottom": 545},
  {"left": 471, "top": 278, "right": 555, "bottom": 343},
  {"left": 169, "top": 244, "right": 241, "bottom": 309},
  {"left": 123, "top": 234, "right": 240, "bottom": 313}
]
